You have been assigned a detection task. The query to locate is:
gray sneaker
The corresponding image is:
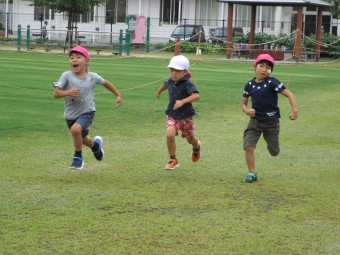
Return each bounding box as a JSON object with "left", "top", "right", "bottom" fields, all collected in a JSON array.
[
  {"left": 70, "top": 156, "right": 84, "bottom": 170},
  {"left": 93, "top": 136, "right": 104, "bottom": 161}
]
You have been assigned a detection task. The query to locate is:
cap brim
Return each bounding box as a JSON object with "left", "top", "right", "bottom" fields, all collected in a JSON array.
[{"left": 167, "top": 64, "right": 186, "bottom": 70}]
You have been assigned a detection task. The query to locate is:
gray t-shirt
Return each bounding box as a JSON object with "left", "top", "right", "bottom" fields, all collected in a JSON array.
[{"left": 53, "top": 71, "right": 104, "bottom": 120}]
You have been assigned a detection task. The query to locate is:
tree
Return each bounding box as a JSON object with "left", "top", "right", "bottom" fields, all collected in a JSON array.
[
  {"left": 26, "top": 0, "right": 108, "bottom": 46},
  {"left": 325, "top": 0, "right": 339, "bottom": 18}
]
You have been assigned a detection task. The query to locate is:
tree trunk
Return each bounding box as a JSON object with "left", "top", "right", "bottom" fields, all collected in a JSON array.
[{"left": 65, "top": 11, "right": 76, "bottom": 49}]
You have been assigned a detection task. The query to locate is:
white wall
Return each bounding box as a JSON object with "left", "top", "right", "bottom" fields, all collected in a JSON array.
[{"left": 8, "top": 1, "right": 332, "bottom": 42}]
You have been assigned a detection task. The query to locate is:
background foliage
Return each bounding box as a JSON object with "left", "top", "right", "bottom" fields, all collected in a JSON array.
[{"left": 159, "top": 32, "right": 340, "bottom": 58}]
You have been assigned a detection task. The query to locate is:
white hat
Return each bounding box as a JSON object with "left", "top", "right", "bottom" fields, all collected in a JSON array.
[{"left": 167, "top": 55, "right": 190, "bottom": 71}]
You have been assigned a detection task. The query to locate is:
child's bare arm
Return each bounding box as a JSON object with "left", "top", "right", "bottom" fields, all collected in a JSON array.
[
  {"left": 53, "top": 87, "right": 79, "bottom": 98},
  {"left": 241, "top": 97, "right": 255, "bottom": 117},
  {"left": 281, "top": 89, "right": 298, "bottom": 120},
  {"left": 156, "top": 84, "right": 167, "bottom": 99},
  {"left": 173, "top": 92, "right": 199, "bottom": 110},
  {"left": 103, "top": 80, "right": 122, "bottom": 108}
]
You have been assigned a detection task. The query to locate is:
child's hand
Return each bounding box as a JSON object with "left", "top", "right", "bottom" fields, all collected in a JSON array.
[
  {"left": 247, "top": 108, "right": 256, "bottom": 117},
  {"left": 115, "top": 95, "right": 123, "bottom": 108},
  {"left": 289, "top": 111, "right": 298, "bottom": 120},
  {"left": 69, "top": 87, "right": 80, "bottom": 97},
  {"left": 156, "top": 92, "right": 161, "bottom": 99},
  {"left": 173, "top": 100, "right": 184, "bottom": 110}
]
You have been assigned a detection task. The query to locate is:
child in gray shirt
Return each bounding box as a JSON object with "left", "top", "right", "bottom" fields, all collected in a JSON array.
[{"left": 53, "top": 46, "right": 122, "bottom": 169}]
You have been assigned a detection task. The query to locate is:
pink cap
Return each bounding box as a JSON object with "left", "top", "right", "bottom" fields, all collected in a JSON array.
[
  {"left": 255, "top": 54, "right": 274, "bottom": 67},
  {"left": 69, "top": 46, "right": 90, "bottom": 60}
]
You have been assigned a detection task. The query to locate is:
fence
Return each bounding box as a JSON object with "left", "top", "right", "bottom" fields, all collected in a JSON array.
[
  {"left": 15, "top": 22, "right": 155, "bottom": 56},
  {"left": 1, "top": 12, "right": 337, "bottom": 44}
]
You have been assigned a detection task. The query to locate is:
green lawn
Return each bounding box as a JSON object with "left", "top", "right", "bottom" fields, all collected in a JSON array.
[{"left": 0, "top": 50, "right": 339, "bottom": 254}]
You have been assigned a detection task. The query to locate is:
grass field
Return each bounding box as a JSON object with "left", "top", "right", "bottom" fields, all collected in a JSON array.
[{"left": 0, "top": 49, "right": 339, "bottom": 255}]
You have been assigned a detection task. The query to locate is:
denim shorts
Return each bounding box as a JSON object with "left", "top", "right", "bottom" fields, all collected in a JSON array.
[
  {"left": 243, "top": 118, "right": 280, "bottom": 156},
  {"left": 66, "top": 111, "right": 95, "bottom": 138}
]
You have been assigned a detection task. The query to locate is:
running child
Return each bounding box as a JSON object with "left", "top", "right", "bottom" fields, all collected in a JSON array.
[
  {"left": 241, "top": 54, "right": 298, "bottom": 183},
  {"left": 53, "top": 46, "right": 122, "bottom": 169},
  {"left": 156, "top": 55, "right": 201, "bottom": 170}
]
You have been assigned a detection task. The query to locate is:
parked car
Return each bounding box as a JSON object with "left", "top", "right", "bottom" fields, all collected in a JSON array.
[
  {"left": 208, "top": 27, "right": 243, "bottom": 44},
  {"left": 169, "top": 25, "right": 206, "bottom": 43}
]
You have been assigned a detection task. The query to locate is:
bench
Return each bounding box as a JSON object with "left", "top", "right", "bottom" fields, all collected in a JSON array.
[
  {"left": 94, "top": 49, "right": 102, "bottom": 54},
  {"left": 232, "top": 49, "right": 251, "bottom": 59},
  {"left": 253, "top": 50, "right": 284, "bottom": 60},
  {"left": 61, "top": 46, "right": 69, "bottom": 53},
  {"left": 32, "top": 33, "right": 42, "bottom": 37},
  {"left": 301, "top": 51, "right": 316, "bottom": 61},
  {"left": 282, "top": 50, "right": 316, "bottom": 61}
]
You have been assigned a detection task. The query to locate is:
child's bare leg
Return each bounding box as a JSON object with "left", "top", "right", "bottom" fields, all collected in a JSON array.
[
  {"left": 166, "top": 126, "right": 177, "bottom": 158},
  {"left": 70, "top": 124, "right": 83, "bottom": 152},
  {"left": 245, "top": 146, "right": 255, "bottom": 173},
  {"left": 186, "top": 137, "right": 199, "bottom": 150},
  {"left": 83, "top": 136, "right": 94, "bottom": 148},
  {"left": 187, "top": 136, "right": 201, "bottom": 162}
]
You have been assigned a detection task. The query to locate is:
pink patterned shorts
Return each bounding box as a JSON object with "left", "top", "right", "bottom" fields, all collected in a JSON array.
[{"left": 166, "top": 116, "right": 195, "bottom": 139}]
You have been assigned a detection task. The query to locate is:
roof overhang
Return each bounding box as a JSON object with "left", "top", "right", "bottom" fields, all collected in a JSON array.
[{"left": 217, "top": 0, "right": 333, "bottom": 7}]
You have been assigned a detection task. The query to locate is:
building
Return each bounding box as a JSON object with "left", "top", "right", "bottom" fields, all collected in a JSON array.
[{"left": 0, "top": 0, "right": 336, "bottom": 43}]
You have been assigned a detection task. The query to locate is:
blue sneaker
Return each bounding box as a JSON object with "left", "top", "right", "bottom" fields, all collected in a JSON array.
[
  {"left": 70, "top": 156, "right": 84, "bottom": 170},
  {"left": 93, "top": 136, "right": 104, "bottom": 161}
]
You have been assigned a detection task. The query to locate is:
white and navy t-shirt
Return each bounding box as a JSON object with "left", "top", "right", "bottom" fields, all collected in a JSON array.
[{"left": 242, "top": 77, "right": 286, "bottom": 121}]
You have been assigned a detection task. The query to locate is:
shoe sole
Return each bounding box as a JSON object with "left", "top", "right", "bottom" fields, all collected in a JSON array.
[
  {"left": 70, "top": 161, "right": 85, "bottom": 170},
  {"left": 242, "top": 179, "right": 257, "bottom": 183},
  {"left": 164, "top": 164, "right": 179, "bottom": 170},
  {"left": 94, "top": 148, "right": 105, "bottom": 161}
]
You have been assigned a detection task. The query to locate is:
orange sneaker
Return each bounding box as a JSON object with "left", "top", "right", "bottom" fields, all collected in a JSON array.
[
  {"left": 192, "top": 141, "right": 201, "bottom": 162},
  {"left": 165, "top": 159, "right": 179, "bottom": 170}
]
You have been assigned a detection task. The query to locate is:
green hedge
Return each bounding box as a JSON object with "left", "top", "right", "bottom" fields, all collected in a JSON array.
[{"left": 160, "top": 32, "right": 340, "bottom": 58}]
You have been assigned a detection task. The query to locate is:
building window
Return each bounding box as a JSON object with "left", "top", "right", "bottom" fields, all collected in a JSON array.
[
  {"left": 34, "top": 6, "right": 55, "bottom": 21},
  {"left": 62, "top": 11, "right": 94, "bottom": 23},
  {"left": 236, "top": 5, "right": 275, "bottom": 30},
  {"left": 257, "top": 6, "right": 275, "bottom": 30},
  {"left": 160, "top": 0, "right": 180, "bottom": 25},
  {"left": 236, "top": 5, "right": 251, "bottom": 27},
  {"left": 195, "top": 0, "right": 219, "bottom": 26},
  {"left": 106, "top": 0, "right": 126, "bottom": 24}
]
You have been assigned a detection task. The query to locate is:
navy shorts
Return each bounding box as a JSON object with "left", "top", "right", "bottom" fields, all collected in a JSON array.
[
  {"left": 66, "top": 112, "right": 95, "bottom": 138},
  {"left": 243, "top": 118, "right": 280, "bottom": 156}
]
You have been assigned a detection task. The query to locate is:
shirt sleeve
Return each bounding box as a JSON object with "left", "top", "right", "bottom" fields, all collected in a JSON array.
[
  {"left": 164, "top": 78, "right": 170, "bottom": 88},
  {"left": 52, "top": 71, "right": 69, "bottom": 89},
  {"left": 90, "top": 72, "right": 105, "bottom": 85},
  {"left": 242, "top": 81, "right": 251, "bottom": 98},
  {"left": 186, "top": 81, "right": 199, "bottom": 95},
  {"left": 271, "top": 77, "right": 286, "bottom": 93}
]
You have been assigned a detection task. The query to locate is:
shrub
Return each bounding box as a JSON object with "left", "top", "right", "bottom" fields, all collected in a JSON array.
[{"left": 153, "top": 33, "right": 339, "bottom": 57}]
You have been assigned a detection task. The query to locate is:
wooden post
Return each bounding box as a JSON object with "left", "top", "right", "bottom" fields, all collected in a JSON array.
[
  {"left": 175, "top": 36, "right": 180, "bottom": 55},
  {"left": 249, "top": 5, "right": 256, "bottom": 59},
  {"left": 294, "top": 6, "right": 303, "bottom": 62},
  {"left": 315, "top": 7, "right": 323, "bottom": 62},
  {"left": 226, "top": 3, "right": 233, "bottom": 59}
]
